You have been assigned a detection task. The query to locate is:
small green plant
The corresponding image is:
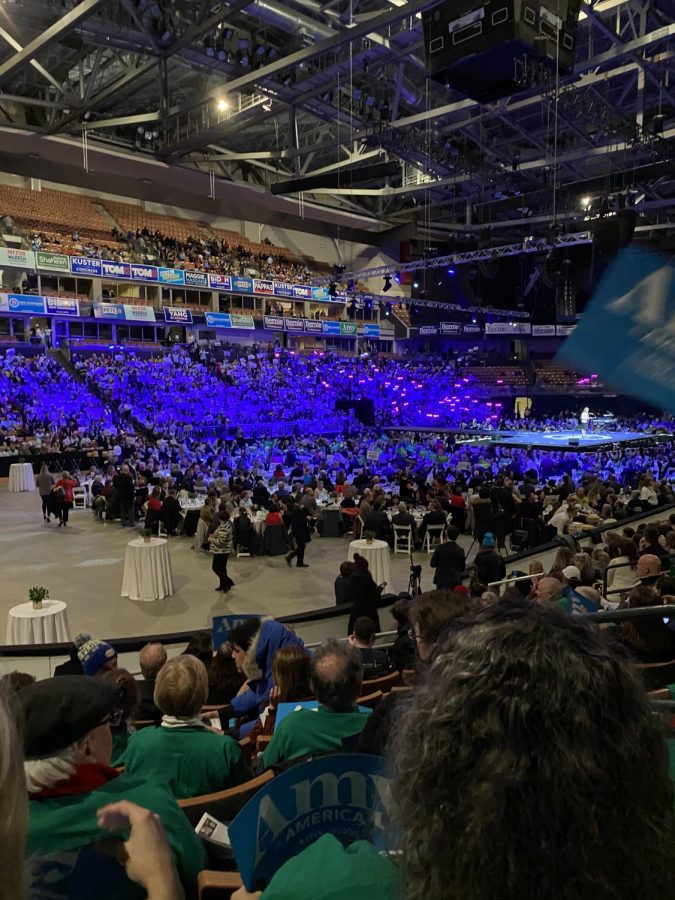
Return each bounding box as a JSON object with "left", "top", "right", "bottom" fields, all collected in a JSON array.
[
  {"left": 362, "top": 529, "right": 376, "bottom": 542},
  {"left": 28, "top": 586, "right": 49, "bottom": 608},
  {"left": 142, "top": 528, "right": 153, "bottom": 541}
]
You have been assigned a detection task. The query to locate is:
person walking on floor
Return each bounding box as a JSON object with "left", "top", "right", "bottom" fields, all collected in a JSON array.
[
  {"left": 38, "top": 464, "right": 54, "bottom": 522},
  {"left": 286, "top": 500, "right": 311, "bottom": 568},
  {"left": 53, "top": 471, "right": 78, "bottom": 528},
  {"left": 209, "top": 509, "right": 234, "bottom": 593}
]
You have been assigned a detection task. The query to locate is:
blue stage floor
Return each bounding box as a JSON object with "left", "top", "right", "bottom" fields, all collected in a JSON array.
[{"left": 461, "top": 429, "right": 665, "bottom": 452}]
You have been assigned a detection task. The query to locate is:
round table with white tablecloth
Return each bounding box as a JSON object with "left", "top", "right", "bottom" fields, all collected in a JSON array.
[
  {"left": 121, "top": 537, "right": 174, "bottom": 602},
  {"left": 8, "top": 462, "right": 36, "bottom": 492},
  {"left": 348, "top": 538, "right": 392, "bottom": 587},
  {"left": 6, "top": 600, "right": 70, "bottom": 645}
]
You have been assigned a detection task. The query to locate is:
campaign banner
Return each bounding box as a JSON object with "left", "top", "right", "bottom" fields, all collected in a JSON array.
[
  {"left": 322, "top": 320, "right": 341, "bottom": 335},
  {"left": 485, "top": 322, "right": 531, "bottom": 335},
  {"left": 253, "top": 278, "right": 275, "bottom": 295},
  {"left": 7, "top": 294, "right": 45, "bottom": 314},
  {"left": 44, "top": 296, "right": 80, "bottom": 317},
  {"left": 363, "top": 324, "right": 381, "bottom": 338},
  {"left": 273, "top": 281, "right": 294, "bottom": 298},
  {"left": 557, "top": 247, "right": 675, "bottom": 411},
  {"left": 532, "top": 324, "right": 557, "bottom": 336},
  {"left": 208, "top": 273, "right": 232, "bottom": 290},
  {"left": 130, "top": 263, "right": 159, "bottom": 282},
  {"left": 36, "top": 251, "right": 69, "bottom": 272},
  {"left": 205, "top": 312, "right": 232, "bottom": 328},
  {"left": 440, "top": 322, "right": 462, "bottom": 335},
  {"left": 158, "top": 267, "right": 186, "bottom": 285},
  {"left": 230, "top": 313, "right": 255, "bottom": 330},
  {"left": 93, "top": 302, "right": 125, "bottom": 319},
  {"left": 229, "top": 755, "right": 391, "bottom": 892},
  {"left": 124, "top": 304, "right": 156, "bottom": 322},
  {"left": 101, "top": 260, "right": 131, "bottom": 280},
  {"left": 163, "top": 306, "right": 193, "bottom": 324},
  {"left": 70, "top": 256, "right": 102, "bottom": 277},
  {"left": 284, "top": 317, "right": 304, "bottom": 332},
  {"left": 462, "top": 323, "right": 482, "bottom": 334},
  {"left": 304, "top": 318, "right": 324, "bottom": 334},
  {"left": 340, "top": 321, "right": 357, "bottom": 336},
  {"left": 556, "top": 324, "right": 576, "bottom": 336},
  {"left": 418, "top": 324, "right": 439, "bottom": 336},
  {"left": 232, "top": 277, "right": 253, "bottom": 294},
  {"left": 184, "top": 270, "right": 209, "bottom": 288},
  {"left": 263, "top": 315, "right": 285, "bottom": 331},
  {"left": 0, "top": 247, "right": 35, "bottom": 268},
  {"left": 292, "top": 284, "right": 312, "bottom": 300},
  {"left": 212, "top": 614, "right": 260, "bottom": 651},
  {"left": 311, "top": 286, "right": 330, "bottom": 301}
]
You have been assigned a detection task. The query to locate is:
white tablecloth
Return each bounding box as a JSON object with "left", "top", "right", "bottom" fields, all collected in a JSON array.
[
  {"left": 121, "top": 537, "right": 174, "bottom": 602},
  {"left": 348, "top": 539, "right": 392, "bottom": 587},
  {"left": 6, "top": 600, "right": 70, "bottom": 645},
  {"left": 8, "top": 463, "right": 36, "bottom": 492}
]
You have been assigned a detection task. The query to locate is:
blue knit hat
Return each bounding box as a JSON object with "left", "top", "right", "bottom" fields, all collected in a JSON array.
[
  {"left": 75, "top": 632, "right": 117, "bottom": 677},
  {"left": 482, "top": 532, "right": 496, "bottom": 548}
]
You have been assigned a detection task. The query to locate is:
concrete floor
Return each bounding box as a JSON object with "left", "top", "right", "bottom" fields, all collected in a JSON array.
[{"left": 0, "top": 484, "right": 473, "bottom": 646}]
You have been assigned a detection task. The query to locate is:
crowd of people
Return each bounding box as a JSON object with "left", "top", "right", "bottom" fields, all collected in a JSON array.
[{"left": 2, "top": 591, "right": 673, "bottom": 898}]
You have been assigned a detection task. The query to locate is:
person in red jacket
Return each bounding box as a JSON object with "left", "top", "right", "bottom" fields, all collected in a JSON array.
[{"left": 54, "top": 471, "right": 79, "bottom": 528}]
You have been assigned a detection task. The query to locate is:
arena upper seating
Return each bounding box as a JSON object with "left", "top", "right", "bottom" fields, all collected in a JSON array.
[{"left": 0, "top": 184, "right": 111, "bottom": 241}]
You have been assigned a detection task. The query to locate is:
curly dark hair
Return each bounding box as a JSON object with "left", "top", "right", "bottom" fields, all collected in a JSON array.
[{"left": 391, "top": 599, "right": 675, "bottom": 900}]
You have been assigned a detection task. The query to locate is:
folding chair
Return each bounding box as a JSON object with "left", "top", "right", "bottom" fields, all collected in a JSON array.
[
  {"left": 423, "top": 524, "right": 444, "bottom": 554},
  {"left": 393, "top": 525, "right": 412, "bottom": 555},
  {"left": 72, "top": 486, "right": 87, "bottom": 510}
]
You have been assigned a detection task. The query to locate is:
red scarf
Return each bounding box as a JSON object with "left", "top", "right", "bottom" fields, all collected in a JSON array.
[{"left": 32, "top": 762, "right": 119, "bottom": 799}]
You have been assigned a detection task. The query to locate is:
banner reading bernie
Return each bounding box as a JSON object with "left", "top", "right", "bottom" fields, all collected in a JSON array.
[{"left": 557, "top": 247, "right": 675, "bottom": 412}]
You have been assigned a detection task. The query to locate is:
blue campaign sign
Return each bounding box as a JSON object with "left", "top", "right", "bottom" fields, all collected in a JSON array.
[
  {"left": 100, "top": 260, "right": 131, "bottom": 279},
  {"left": 363, "top": 324, "right": 381, "bottom": 338},
  {"left": 558, "top": 247, "right": 675, "bottom": 413},
  {"left": 212, "top": 614, "right": 260, "bottom": 650},
  {"left": 232, "top": 277, "right": 253, "bottom": 293},
  {"left": 130, "top": 263, "right": 159, "bottom": 282},
  {"left": 311, "top": 286, "right": 330, "bottom": 301},
  {"left": 205, "top": 312, "right": 232, "bottom": 328},
  {"left": 7, "top": 294, "right": 46, "bottom": 314},
  {"left": 158, "top": 267, "right": 186, "bottom": 285},
  {"left": 273, "top": 281, "right": 294, "bottom": 298},
  {"left": 228, "top": 754, "right": 392, "bottom": 891},
  {"left": 322, "top": 320, "right": 341, "bottom": 335},
  {"left": 163, "top": 306, "right": 193, "bottom": 324},
  {"left": 184, "top": 270, "right": 209, "bottom": 288},
  {"left": 70, "top": 256, "right": 102, "bottom": 277}
]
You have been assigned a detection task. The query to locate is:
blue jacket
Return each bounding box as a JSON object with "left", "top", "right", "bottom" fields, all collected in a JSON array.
[{"left": 231, "top": 619, "right": 305, "bottom": 718}]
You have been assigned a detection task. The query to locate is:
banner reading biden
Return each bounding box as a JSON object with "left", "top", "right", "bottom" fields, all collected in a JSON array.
[
  {"left": 557, "top": 247, "right": 675, "bottom": 413},
  {"left": 228, "top": 754, "right": 392, "bottom": 891}
]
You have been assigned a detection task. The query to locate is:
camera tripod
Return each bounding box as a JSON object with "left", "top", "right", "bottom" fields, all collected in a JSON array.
[{"left": 408, "top": 552, "right": 423, "bottom": 596}]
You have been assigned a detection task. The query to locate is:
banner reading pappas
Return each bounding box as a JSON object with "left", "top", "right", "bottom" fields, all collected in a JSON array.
[
  {"left": 558, "top": 247, "right": 675, "bottom": 413},
  {"left": 228, "top": 754, "right": 392, "bottom": 891}
]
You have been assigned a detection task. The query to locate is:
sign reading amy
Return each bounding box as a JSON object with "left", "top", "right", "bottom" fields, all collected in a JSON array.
[
  {"left": 228, "top": 754, "right": 392, "bottom": 891},
  {"left": 212, "top": 614, "right": 260, "bottom": 651},
  {"left": 558, "top": 247, "right": 675, "bottom": 413}
]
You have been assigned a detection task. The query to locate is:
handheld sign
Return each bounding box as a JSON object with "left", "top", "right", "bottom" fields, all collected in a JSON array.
[
  {"left": 211, "top": 614, "right": 260, "bottom": 650},
  {"left": 557, "top": 247, "right": 675, "bottom": 413},
  {"left": 228, "top": 754, "right": 392, "bottom": 891}
]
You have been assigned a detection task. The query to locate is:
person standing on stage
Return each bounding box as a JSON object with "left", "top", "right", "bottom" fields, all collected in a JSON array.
[{"left": 580, "top": 407, "right": 590, "bottom": 436}]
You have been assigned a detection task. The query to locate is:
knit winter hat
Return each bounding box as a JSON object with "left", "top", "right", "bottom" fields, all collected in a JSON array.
[
  {"left": 482, "top": 532, "right": 496, "bottom": 548},
  {"left": 75, "top": 632, "right": 117, "bottom": 677}
]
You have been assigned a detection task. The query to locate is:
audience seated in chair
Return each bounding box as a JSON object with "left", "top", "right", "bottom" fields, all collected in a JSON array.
[
  {"left": 122, "top": 654, "right": 250, "bottom": 798},
  {"left": 135, "top": 641, "right": 167, "bottom": 722},
  {"left": 245, "top": 645, "right": 313, "bottom": 745},
  {"left": 348, "top": 616, "right": 392, "bottom": 679},
  {"left": 260, "top": 639, "right": 369, "bottom": 769}
]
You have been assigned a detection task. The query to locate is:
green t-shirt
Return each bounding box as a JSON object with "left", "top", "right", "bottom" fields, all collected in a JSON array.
[
  {"left": 261, "top": 706, "right": 369, "bottom": 768},
  {"left": 27, "top": 772, "right": 207, "bottom": 893},
  {"left": 261, "top": 834, "right": 399, "bottom": 900},
  {"left": 111, "top": 730, "right": 129, "bottom": 768},
  {"left": 122, "top": 725, "right": 249, "bottom": 799}
]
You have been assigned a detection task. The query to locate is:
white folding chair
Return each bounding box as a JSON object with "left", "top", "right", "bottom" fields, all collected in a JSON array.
[
  {"left": 393, "top": 525, "right": 412, "bottom": 555},
  {"left": 236, "top": 546, "right": 251, "bottom": 558},
  {"left": 72, "top": 486, "right": 87, "bottom": 510},
  {"left": 355, "top": 514, "right": 365, "bottom": 539},
  {"left": 423, "top": 524, "right": 445, "bottom": 554}
]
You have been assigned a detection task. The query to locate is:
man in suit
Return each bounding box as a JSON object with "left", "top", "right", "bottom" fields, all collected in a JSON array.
[
  {"left": 162, "top": 488, "right": 182, "bottom": 536},
  {"left": 364, "top": 499, "right": 394, "bottom": 544},
  {"left": 135, "top": 641, "right": 167, "bottom": 721},
  {"left": 252, "top": 479, "right": 271, "bottom": 510},
  {"left": 286, "top": 500, "right": 311, "bottom": 568},
  {"left": 113, "top": 464, "right": 136, "bottom": 527},
  {"left": 430, "top": 524, "right": 466, "bottom": 590},
  {"left": 391, "top": 501, "right": 418, "bottom": 546}
]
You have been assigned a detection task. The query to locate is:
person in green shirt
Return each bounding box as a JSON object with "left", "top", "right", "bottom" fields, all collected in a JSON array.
[
  {"left": 123, "top": 654, "right": 249, "bottom": 798},
  {"left": 261, "top": 639, "right": 369, "bottom": 769},
  {"left": 17, "top": 674, "right": 206, "bottom": 899}
]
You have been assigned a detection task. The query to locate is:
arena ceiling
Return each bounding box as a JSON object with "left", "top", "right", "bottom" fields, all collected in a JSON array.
[{"left": 0, "top": 0, "right": 674, "bottom": 246}]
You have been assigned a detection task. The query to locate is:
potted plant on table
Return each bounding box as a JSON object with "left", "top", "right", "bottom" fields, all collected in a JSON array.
[
  {"left": 362, "top": 529, "right": 376, "bottom": 545},
  {"left": 142, "top": 528, "right": 153, "bottom": 543},
  {"left": 29, "top": 586, "right": 49, "bottom": 610}
]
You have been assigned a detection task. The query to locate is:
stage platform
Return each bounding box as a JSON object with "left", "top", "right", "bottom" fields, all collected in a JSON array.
[{"left": 458, "top": 428, "right": 671, "bottom": 452}]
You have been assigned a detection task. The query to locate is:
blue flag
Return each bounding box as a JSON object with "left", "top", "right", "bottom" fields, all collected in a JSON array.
[{"left": 557, "top": 247, "right": 675, "bottom": 412}]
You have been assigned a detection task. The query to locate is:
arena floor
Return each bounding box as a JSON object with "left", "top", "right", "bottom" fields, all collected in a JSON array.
[
  {"left": 0, "top": 485, "right": 467, "bottom": 645},
  {"left": 463, "top": 428, "right": 657, "bottom": 451}
]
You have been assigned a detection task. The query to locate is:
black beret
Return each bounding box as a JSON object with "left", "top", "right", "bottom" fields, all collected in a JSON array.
[{"left": 17, "top": 675, "right": 119, "bottom": 760}]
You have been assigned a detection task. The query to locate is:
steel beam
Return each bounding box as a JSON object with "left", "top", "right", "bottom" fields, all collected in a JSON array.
[
  {"left": 0, "top": 26, "right": 72, "bottom": 98},
  {"left": 0, "top": 0, "right": 112, "bottom": 83}
]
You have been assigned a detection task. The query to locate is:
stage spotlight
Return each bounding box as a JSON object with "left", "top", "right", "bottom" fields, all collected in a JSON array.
[
  {"left": 385, "top": 303, "right": 392, "bottom": 317},
  {"left": 394, "top": 270, "right": 401, "bottom": 283},
  {"left": 580, "top": 195, "right": 591, "bottom": 209},
  {"left": 472, "top": 317, "right": 477, "bottom": 323},
  {"left": 447, "top": 267, "right": 455, "bottom": 275},
  {"left": 413, "top": 278, "right": 420, "bottom": 289},
  {"left": 383, "top": 275, "right": 392, "bottom": 292},
  {"left": 217, "top": 98, "right": 229, "bottom": 111}
]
